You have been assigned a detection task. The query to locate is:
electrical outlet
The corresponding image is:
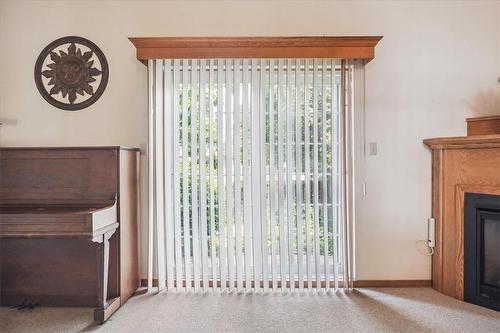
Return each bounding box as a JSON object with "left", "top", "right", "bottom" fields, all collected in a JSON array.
[{"left": 428, "top": 218, "right": 435, "bottom": 248}]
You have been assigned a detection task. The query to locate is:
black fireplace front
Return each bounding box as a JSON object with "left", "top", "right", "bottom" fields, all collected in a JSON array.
[{"left": 464, "top": 193, "right": 500, "bottom": 311}]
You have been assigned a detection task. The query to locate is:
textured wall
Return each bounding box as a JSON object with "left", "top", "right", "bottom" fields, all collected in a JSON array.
[{"left": 1, "top": 0, "right": 499, "bottom": 280}]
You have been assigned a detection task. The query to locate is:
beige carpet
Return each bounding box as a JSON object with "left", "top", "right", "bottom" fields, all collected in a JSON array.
[{"left": 1, "top": 288, "right": 499, "bottom": 333}]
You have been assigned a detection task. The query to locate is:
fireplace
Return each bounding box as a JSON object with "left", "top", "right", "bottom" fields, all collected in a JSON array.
[{"left": 464, "top": 193, "right": 500, "bottom": 311}]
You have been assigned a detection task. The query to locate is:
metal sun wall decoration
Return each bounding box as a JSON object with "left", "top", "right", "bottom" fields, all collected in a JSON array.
[{"left": 34, "top": 36, "right": 109, "bottom": 111}]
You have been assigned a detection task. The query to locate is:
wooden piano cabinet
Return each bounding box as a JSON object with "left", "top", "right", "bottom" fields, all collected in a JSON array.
[{"left": 0, "top": 147, "right": 140, "bottom": 323}]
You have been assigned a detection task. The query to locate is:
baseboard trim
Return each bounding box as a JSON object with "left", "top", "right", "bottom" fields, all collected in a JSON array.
[
  {"left": 353, "top": 280, "right": 432, "bottom": 288},
  {"left": 140, "top": 279, "right": 431, "bottom": 289}
]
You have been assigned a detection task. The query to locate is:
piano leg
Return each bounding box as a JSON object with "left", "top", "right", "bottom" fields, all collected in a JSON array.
[
  {"left": 102, "top": 231, "right": 110, "bottom": 307},
  {"left": 93, "top": 229, "right": 120, "bottom": 324}
]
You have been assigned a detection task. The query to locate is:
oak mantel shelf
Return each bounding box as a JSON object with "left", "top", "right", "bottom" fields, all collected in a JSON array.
[
  {"left": 423, "top": 134, "right": 500, "bottom": 150},
  {"left": 128, "top": 36, "right": 383, "bottom": 63}
]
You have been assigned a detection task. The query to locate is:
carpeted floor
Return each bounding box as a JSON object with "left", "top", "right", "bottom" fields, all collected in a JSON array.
[{"left": 1, "top": 288, "right": 499, "bottom": 333}]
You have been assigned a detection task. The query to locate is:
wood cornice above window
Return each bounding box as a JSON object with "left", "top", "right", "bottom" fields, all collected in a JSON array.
[{"left": 128, "top": 36, "right": 383, "bottom": 64}]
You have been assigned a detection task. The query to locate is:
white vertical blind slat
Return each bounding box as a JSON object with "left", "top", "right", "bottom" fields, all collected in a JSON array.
[
  {"left": 259, "top": 59, "right": 269, "bottom": 292},
  {"left": 234, "top": 59, "right": 243, "bottom": 291},
  {"left": 208, "top": 60, "right": 218, "bottom": 290},
  {"left": 312, "top": 59, "right": 321, "bottom": 290},
  {"left": 269, "top": 59, "right": 278, "bottom": 291},
  {"left": 182, "top": 59, "right": 192, "bottom": 291},
  {"left": 277, "top": 59, "right": 287, "bottom": 291},
  {"left": 321, "top": 59, "right": 329, "bottom": 291},
  {"left": 225, "top": 59, "right": 235, "bottom": 291},
  {"left": 199, "top": 60, "right": 209, "bottom": 290},
  {"left": 164, "top": 60, "right": 175, "bottom": 291},
  {"left": 155, "top": 60, "right": 166, "bottom": 292},
  {"left": 344, "top": 61, "right": 351, "bottom": 290},
  {"left": 295, "top": 59, "right": 304, "bottom": 291},
  {"left": 251, "top": 59, "right": 262, "bottom": 291},
  {"left": 331, "top": 59, "right": 339, "bottom": 291},
  {"left": 304, "top": 60, "right": 312, "bottom": 290},
  {"left": 242, "top": 59, "right": 252, "bottom": 291},
  {"left": 286, "top": 59, "right": 294, "bottom": 291},
  {"left": 173, "top": 60, "right": 183, "bottom": 290},
  {"left": 346, "top": 61, "right": 355, "bottom": 290},
  {"left": 340, "top": 60, "right": 348, "bottom": 289},
  {"left": 217, "top": 59, "right": 227, "bottom": 291},
  {"left": 191, "top": 60, "right": 201, "bottom": 292},
  {"left": 147, "top": 60, "right": 155, "bottom": 291}
]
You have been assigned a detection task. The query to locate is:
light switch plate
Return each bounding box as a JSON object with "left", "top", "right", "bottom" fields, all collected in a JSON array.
[{"left": 368, "top": 142, "right": 378, "bottom": 156}]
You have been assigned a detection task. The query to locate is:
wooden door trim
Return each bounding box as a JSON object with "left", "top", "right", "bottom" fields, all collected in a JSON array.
[
  {"left": 128, "top": 36, "right": 383, "bottom": 63},
  {"left": 431, "top": 149, "right": 445, "bottom": 292}
]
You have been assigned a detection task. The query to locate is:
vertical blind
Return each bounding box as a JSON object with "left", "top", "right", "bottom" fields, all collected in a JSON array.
[{"left": 147, "top": 58, "right": 357, "bottom": 292}]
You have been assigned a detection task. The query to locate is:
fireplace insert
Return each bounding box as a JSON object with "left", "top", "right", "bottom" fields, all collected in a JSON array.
[{"left": 464, "top": 193, "right": 500, "bottom": 311}]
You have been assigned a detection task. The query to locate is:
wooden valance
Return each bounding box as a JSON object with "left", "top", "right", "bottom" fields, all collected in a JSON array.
[{"left": 128, "top": 36, "right": 382, "bottom": 64}]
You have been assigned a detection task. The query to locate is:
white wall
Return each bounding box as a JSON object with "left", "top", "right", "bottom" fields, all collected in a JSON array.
[{"left": 1, "top": 0, "right": 499, "bottom": 280}]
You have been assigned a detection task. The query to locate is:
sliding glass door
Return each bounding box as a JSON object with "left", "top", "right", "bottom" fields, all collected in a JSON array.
[{"left": 147, "top": 58, "right": 358, "bottom": 292}]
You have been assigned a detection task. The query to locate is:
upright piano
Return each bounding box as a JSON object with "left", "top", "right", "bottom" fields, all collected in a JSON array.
[{"left": 0, "top": 147, "right": 140, "bottom": 323}]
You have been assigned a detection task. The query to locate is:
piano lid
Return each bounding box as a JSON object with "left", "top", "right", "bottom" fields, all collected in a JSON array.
[{"left": 0, "top": 147, "right": 121, "bottom": 206}]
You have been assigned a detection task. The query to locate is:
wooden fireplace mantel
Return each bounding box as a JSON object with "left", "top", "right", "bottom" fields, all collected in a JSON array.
[
  {"left": 424, "top": 132, "right": 500, "bottom": 300},
  {"left": 423, "top": 134, "right": 500, "bottom": 149}
]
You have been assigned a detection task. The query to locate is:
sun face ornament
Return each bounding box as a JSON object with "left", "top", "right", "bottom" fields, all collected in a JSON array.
[{"left": 34, "top": 36, "right": 109, "bottom": 111}]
